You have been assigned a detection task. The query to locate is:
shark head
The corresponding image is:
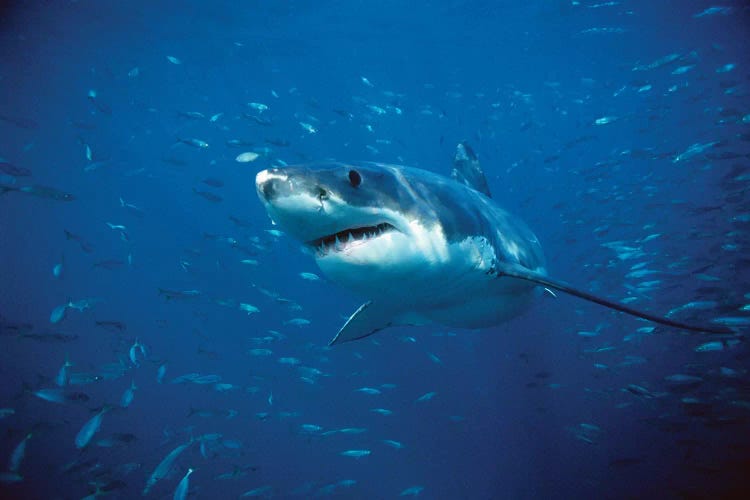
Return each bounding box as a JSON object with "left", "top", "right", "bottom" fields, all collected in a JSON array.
[
  {"left": 256, "top": 161, "right": 546, "bottom": 309},
  {"left": 256, "top": 163, "right": 459, "bottom": 293},
  {"left": 256, "top": 163, "right": 404, "bottom": 254}
]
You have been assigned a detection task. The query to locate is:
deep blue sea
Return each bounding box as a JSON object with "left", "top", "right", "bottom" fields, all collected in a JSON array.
[{"left": 1, "top": 1, "right": 749, "bottom": 498}]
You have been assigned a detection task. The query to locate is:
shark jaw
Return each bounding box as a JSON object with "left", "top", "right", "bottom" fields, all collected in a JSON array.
[
  {"left": 257, "top": 186, "right": 412, "bottom": 268},
  {"left": 292, "top": 197, "right": 459, "bottom": 298},
  {"left": 255, "top": 166, "right": 402, "bottom": 247},
  {"left": 307, "top": 222, "right": 398, "bottom": 258},
  {"left": 256, "top": 166, "right": 422, "bottom": 270}
]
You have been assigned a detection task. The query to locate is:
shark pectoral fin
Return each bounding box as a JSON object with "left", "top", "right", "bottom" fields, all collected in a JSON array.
[
  {"left": 329, "top": 301, "right": 395, "bottom": 346},
  {"left": 497, "top": 267, "right": 735, "bottom": 335}
]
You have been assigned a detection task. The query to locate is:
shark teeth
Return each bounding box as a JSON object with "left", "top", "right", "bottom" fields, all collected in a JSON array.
[{"left": 311, "top": 223, "right": 395, "bottom": 256}]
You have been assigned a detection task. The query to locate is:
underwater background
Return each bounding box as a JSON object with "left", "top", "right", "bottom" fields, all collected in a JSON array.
[{"left": 1, "top": 0, "right": 749, "bottom": 498}]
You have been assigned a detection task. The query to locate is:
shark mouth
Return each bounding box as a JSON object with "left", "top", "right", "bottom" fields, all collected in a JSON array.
[{"left": 309, "top": 223, "right": 397, "bottom": 256}]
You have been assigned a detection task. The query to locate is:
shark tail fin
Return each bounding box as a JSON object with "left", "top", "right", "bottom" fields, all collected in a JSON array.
[{"left": 498, "top": 268, "right": 736, "bottom": 335}]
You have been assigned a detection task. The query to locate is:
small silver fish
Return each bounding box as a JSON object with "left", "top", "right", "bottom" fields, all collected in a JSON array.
[
  {"left": 284, "top": 318, "right": 310, "bottom": 326},
  {"left": 75, "top": 407, "right": 109, "bottom": 449},
  {"left": 173, "top": 468, "right": 193, "bottom": 500},
  {"left": 144, "top": 440, "right": 193, "bottom": 495},
  {"left": 31, "top": 388, "right": 66, "bottom": 404},
  {"left": 235, "top": 151, "right": 259, "bottom": 163},
  {"left": 178, "top": 138, "right": 209, "bottom": 148},
  {"left": 50, "top": 304, "right": 68, "bottom": 324},
  {"left": 416, "top": 391, "right": 437, "bottom": 402},
  {"left": 239, "top": 303, "right": 260, "bottom": 314},
  {"left": 356, "top": 387, "right": 381, "bottom": 395},
  {"left": 120, "top": 380, "right": 137, "bottom": 408},
  {"left": 299, "top": 122, "right": 316, "bottom": 134},
  {"left": 55, "top": 357, "right": 73, "bottom": 387},
  {"left": 400, "top": 486, "right": 425, "bottom": 496},
  {"left": 9, "top": 433, "right": 32, "bottom": 473}
]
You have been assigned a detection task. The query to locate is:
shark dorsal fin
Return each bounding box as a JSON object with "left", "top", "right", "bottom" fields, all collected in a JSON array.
[{"left": 451, "top": 142, "right": 492, "bottom": 198}]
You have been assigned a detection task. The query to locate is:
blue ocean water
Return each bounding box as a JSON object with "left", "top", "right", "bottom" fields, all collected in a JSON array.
[{"left": 1, "top": 0, "right": 749, "bottom": 498}]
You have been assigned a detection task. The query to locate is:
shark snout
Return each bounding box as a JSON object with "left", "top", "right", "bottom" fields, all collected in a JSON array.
[{"left": 256, "top": 168, "right": 289, "bottom": 202}]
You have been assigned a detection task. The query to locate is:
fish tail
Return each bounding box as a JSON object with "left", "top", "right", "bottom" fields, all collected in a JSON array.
[
  {"left": 15, "top": 382, "right": 32, "bottom": 401},
  {"left": 0, "top": 184, "right": 18, "bottom": 195}
]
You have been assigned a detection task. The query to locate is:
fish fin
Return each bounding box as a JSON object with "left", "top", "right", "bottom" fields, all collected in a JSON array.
[
  {"left": 497, "top": 267, "right": 735, "bottom": 335},
  {"left": 451, "top": 141, "right": 492, "bottom": 198},
  {"left": 329, "top": 301, "right": 396, "bottom": 346}
]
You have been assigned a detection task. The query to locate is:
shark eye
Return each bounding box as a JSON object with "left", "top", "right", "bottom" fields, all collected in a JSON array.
[{"left": 348, "top": 169, "right": 362, "bottom": 188}]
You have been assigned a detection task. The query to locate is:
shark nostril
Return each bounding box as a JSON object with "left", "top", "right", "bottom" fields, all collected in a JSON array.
[
  {"left": 261, "top": 180, "right": 276, "bottom": 200},
  {"left": 256, "top": 169, "right": 291, "bottom": 201}
]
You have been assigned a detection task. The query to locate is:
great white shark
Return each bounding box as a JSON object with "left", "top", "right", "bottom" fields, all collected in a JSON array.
[{"left": 256, "top": 143, "right": 732, "bottom": 345}]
